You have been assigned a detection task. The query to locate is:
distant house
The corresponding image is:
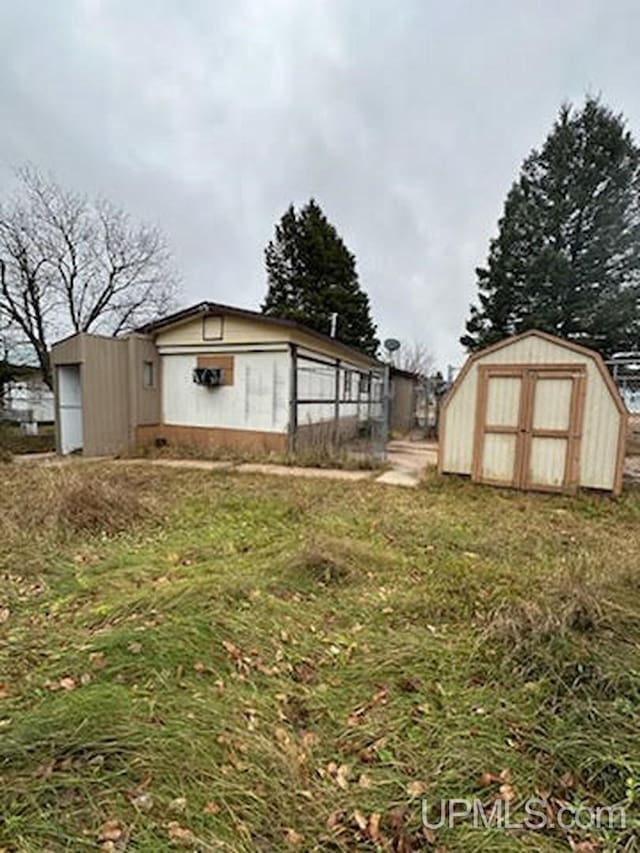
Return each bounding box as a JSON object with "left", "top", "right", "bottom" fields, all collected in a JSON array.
[
  {"left": 0, "top": 370, "right": 54, "bottom": 424},
  {"left": 51, "top": 302, "right": 384, "bottom": 457},
  {"left": 389, "top": 367, "right": 420, "bottom": 434}
]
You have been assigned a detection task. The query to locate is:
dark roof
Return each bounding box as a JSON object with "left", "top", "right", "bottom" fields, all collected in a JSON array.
[
  {"left": 390, "top": 365, "right": 421, "bottom": 381},
  {"left": 137, "top": 301, "right": 381, "bottom": 367}
]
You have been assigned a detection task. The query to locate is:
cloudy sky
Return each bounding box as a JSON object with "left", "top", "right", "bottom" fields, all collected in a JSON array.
[{"left": 1, "top": 0, "right": 639, "bottom": 368}]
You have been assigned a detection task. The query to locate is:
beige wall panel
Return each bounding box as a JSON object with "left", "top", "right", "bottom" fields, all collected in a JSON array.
[
  {"left": 532, "top": 378, "right": 572, "bottom": 430},
  {"left": 481, "top": 433, "right": 516, "bottom": 481},
  {"left": 486, "top": 377, "right": 521, "bottom": 426},
  {"left": 127, "top": 335, "right": 161, "bottom": 427},
  {"left": 51, "top": 334, "right": 85, "bottom": 365},
  {"left": 80, "top": 336, "right": 130, "bottom": 456},
  {"left": 528, "top": 437, "right": 567, "bottom": 487}
]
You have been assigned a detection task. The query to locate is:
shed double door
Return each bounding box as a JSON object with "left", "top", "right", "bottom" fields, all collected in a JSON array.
[{"left": 472, "top": 365, "right": 586, "bottom": 493}]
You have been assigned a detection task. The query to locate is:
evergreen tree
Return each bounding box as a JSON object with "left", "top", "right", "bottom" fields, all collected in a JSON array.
[
  {"left": 462, "top": 98, "right": 640, "bottom": 356},
  {"left": 262, "top": 200, "right": 379, "bottom": 355}
]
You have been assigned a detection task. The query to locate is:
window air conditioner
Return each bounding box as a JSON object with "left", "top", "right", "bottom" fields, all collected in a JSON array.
[{"left": 192, "top": 367, "right": 224, "bottom": 387}]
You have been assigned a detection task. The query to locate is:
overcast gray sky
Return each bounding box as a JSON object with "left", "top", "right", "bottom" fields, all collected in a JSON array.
[{"left": 1, "top": 0, "right": 639, "bottom": 368}]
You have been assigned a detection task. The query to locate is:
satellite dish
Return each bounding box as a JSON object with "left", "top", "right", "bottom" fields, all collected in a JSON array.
[{"left": 384, "top": 338, "right": 401, "bottom": 352}]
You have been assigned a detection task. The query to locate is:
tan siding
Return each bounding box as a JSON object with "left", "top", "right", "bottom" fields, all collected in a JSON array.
[
  {"left": 155, "top": 314, "right": 376, "bottom": 370},
  {"left": 127, "top": 335, "right": 161, "bottom": 427},
  {"left": 52, "top": 334, "right": 85, "bottom": 365},
  {"left": 390, "top": 375, "right": 416, "bottom": 433},
  {"left": 80, "top": 336, "right": 130, "bottom": 456}
]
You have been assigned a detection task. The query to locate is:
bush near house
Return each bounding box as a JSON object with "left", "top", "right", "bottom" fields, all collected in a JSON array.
[
  {"left": 0, "top": 422, "right": 55, "bottom": 457},
  {"left": 0, "top": 464, "right": 639, "bottom": 851}
]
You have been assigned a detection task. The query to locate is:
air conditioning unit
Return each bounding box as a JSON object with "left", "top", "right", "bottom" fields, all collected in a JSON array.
[{"left": 192, "top": 367, "right": 224, "bottom": 387}]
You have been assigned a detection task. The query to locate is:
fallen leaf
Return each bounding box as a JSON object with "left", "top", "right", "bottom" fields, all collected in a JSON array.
[
  {"left": 283, "top": 828, "right": 303, "bottom": 846},
  {"left": 168, "top": 796, "right": 187, "bottom": 813},
  {"left": 130, "top": 791, "right": 153, "bottom": 812},
  {"left": 358, "top": 773, "right": 372, "bottom": 788},
  {"left": 569, "top": 840, "right": 602, "bottom": 853},
  {"left": 98, "top": 820, "right": 123, "bottom": 842},
  {"left": 0, "top": 607, "right": 10, "bottom": 624},
  {"left": 301, "top": 730, "right": 318, "bottom": 750},
  {"left": 326, "top": 761, "right": 350, "bottom": 789},
  {"left": 89, "top": 651, "right": 107, "bottom": 669},
  {"left": 326, "top": 809, "right": 346, "bottom": 833},
  {"left": 128, "top": 642, "right": 142, "bottom": 654},
  {"left": 499, "top": 783, "right": 515, "bottom": 802},
  {"left": 353, "top": 810, "right": 368, "bottom": 831},
  {"left": 0, "top": 683, "right": 9, "bottom": 700},
  {"left": 406, "top": 780, "right": 427, "bottom": 797},
  {"left": 347, "top": 687, "right": 388, "bottom": 725},
  {"left": 478, "top": 771, "right": 501, "bottom": 787},
  {"left": 203, "top": 801, "right": 220, "bottom": 815},
  {"left": 192, "top": 661, "right": 206, "bottom": 673},
  {"left": 167, "top": 822, "right": 194, "bottom": 845},
  {"left": 59, "top": 676, "right": 77, "bottom": 691},
  {"left": 367, "top": 813, "right": 382, "bottom": 843}
]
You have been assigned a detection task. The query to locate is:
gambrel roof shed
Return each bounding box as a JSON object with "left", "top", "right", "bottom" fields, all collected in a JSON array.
[{"left": 439, "top": 330, "right": 627, "bottom": 495}]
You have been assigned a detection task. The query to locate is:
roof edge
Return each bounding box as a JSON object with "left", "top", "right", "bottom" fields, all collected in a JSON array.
[
  {"left": 442, "top": 329, "right": 627, "bottom": 416},
  {"left": 136, "top": 301, "right": 382, "bottom": 367}
]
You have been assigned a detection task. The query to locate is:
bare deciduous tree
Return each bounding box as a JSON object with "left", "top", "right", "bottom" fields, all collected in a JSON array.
[
  {"left": 390, "top": 341, "right": 435, "bottom": 378},
  {"left": 0, "top": 167, "right": 178, "bottom": 387}
]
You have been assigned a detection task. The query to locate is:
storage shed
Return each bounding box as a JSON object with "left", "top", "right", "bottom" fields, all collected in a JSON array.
[{"left": 439, "top": 330, "right": 627, "bottom": 495}]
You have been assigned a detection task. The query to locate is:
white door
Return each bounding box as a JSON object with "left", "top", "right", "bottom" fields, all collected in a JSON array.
[{"left": 57, "top": 365, "right": 83, "bottom": 454}]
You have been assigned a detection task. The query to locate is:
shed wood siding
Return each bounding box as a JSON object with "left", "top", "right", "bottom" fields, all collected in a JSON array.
[
  {"left": 161, "top": 351, "right": 289, "bottom": 434},
  {"left": 441, "top": 332, "right": 626, "bottom": 494}
]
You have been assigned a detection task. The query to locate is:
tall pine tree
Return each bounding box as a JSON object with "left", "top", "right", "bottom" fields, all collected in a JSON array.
[
  {"left": 462, "top": 98, "right": 640, "bottom": 356},
  {"left": 262, "top": 200, "right": 379, "bottom": 355}
]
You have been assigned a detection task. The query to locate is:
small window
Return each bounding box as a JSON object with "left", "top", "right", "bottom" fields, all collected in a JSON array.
[
  {"left": 143, "top": 361, "right": 155, "bottom": 389},
  {"left": 343, "top": 370, "right": 354, "bottom": 401},
  {"left": 359, "top": 373, "right": 371, "bottom": 395}
]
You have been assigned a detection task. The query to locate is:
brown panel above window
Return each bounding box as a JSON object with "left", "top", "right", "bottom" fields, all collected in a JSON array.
[{"left": 196, "top": 354, "right": 235, "bottom": 385}]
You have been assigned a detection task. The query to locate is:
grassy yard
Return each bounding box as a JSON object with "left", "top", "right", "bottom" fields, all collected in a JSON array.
[{"left": 0, "top": 463, "right": 639, "bottom": 851}]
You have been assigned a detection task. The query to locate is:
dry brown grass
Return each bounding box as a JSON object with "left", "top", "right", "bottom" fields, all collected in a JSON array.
[
  {"left": 482, "top": 564, "right": 609, "bottom": 649},
  {"left": 288, "top": 542, "right": 352, "bottom": 585},
  {"left": 0, "top": 464, "right": 161, "bottom": 539},
  {"left": 56, "top": 475, "right": 154, "bottom": 534}
]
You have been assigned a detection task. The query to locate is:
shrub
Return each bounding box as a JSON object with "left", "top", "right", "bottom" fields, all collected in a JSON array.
[{"left": 56, "top": 474, "right": 153, "bottom": 535}]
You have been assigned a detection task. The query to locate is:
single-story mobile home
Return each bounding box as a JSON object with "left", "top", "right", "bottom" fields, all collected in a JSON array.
[{"left": 51, "top": 302, "right": 385, "bottom": 457}]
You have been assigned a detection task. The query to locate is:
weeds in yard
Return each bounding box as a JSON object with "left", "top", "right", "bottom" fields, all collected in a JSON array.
[
  {"left": 56, "top": 473, "right": 155, "bottom": 534},
  {"left": 1, "top": 465, "right": 639, "bottom": 850}
]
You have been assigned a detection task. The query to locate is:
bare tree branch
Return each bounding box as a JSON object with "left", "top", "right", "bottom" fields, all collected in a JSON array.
[
  {"left": 390, "top": 341, "right": 435, "bottom": 378},
  {"left": 0, "top": 166, "right": 179, "bottom": 387}
]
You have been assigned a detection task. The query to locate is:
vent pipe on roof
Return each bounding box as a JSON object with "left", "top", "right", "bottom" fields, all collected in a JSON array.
[{"left": 330, "top": 312, "right": 338, "bottom": 338}]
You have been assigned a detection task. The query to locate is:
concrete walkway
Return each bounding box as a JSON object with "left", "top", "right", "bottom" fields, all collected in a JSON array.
[
  {"left": 376, "top": 440, "right": 438, "bottom": 487},
  {"left": 13, "top": 440, "right": 440, "bottom": 487}
]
